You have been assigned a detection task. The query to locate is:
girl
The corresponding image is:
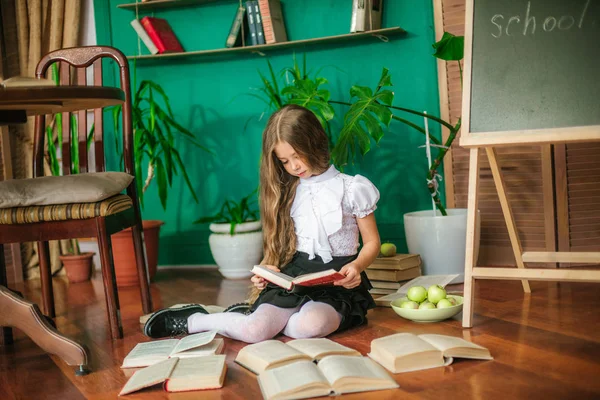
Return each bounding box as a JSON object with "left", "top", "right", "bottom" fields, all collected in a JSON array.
[{"left": 144, "top": 104, "right": 381, "bottom": 343}]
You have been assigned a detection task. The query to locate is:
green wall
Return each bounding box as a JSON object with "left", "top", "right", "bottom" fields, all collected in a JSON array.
[{"left": 94, "top": 0, "right": 445, "bottom": 266}]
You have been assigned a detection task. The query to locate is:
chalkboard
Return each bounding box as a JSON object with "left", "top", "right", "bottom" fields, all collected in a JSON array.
[{"left": 468, "top": 0, "right": 600, "bottom": 135}]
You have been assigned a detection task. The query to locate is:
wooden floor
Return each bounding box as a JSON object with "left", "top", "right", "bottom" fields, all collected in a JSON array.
[{"left": 1, "top": 268, "right": 600, "bottom": 400}]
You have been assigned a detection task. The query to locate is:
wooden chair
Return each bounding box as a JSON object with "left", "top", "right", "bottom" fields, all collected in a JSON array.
[{"left": 0, "top": 46, "right": 152, "bottom": 340}]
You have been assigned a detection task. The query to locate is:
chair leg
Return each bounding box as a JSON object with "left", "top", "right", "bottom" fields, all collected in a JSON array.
[
  {"left": 132, "top": 220, "right": 152, "bottom": 315},
  {"left": 38, "top": 241, "right": 55, "bottom": 318},
  {"left": 0, "top": 244, "right": 14, "bottom": 346},
  {"left": 96, "top": 218, "right": 123, "bottom": 340}
]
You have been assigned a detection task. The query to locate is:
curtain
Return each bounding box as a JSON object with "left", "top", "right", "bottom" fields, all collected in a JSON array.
[{"left": 0, "top": 0, "right": 81, "bottom": 279}]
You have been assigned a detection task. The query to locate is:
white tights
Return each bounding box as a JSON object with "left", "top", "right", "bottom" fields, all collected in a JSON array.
[{"left": 187, "top": 301, "right": 342, "bottom": 343}]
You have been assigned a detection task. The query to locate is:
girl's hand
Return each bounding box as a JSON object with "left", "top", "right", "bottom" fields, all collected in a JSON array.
[
  {"left": 334, "top": 263, "right": 362, "bottom": 289},
  {"left": 251, "top": 264, "right": 280, "bottom": 290}
]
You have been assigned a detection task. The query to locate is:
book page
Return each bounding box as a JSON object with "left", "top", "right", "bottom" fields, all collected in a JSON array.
[
  {"left": 318, "top": 356, "right": 398, "bottom": 393},
  {"left": 419, "top": 334, "right": 493, "bottom": 360},
  {"left": 236, "top": 340, "right": 310, "bottom": 373},
  {"left": 376, "top": 274, "right": 460, "bottom": 303},
  {"left": 257, "top": 360, "right": 331, "bottom": 400},
  {"left": 119, "top": 358, "right": 177, "bottom": 396},
  {"left": 166, "top": 356, "right": 226, "bottom": 392},
  {"left": 175, "top": 338, "right": 224, "bottom": 358},
  {"left": 121, "top": 339, "right": 179, "bottom": 368},
  {"left": 287, "top": 338, "right": 360, "bottom": 360},
  {"left": 171, "top": 330, "right": 218, "bottom": 355},
  {"left": 252, "top": 265, "right": 293, "bottom": 289}
]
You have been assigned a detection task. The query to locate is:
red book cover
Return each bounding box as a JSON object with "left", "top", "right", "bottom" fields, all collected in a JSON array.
[
  {"left": 294, "top": 272, "right": 345, "bottom": 287},
  {"left": 140, "top": 16, "right": 184, "bottom": 54}
]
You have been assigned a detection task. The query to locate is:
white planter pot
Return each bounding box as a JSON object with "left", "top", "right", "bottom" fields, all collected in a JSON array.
[
  {"left": 208, "top": 221, "right": 263, "bottom": 279},
  {"left": 404, "top": 209, "right": 480, "bottom": 284}
]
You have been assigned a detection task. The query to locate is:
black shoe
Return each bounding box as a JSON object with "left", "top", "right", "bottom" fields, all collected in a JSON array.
[
  {"left": 143, "top": 305, "right": 208, "bottom": 338},
  {"left": 223, "top": 302, "right": 252, "bottom": 315}
]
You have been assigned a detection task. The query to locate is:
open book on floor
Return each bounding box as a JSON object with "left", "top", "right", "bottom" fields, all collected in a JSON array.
[
  {"left": 258, "top": 356, "right": 398, "bottom": 400},
  {"left": 235, "top": 338, "right": 361, "bottom": 374},
  {"left": 251, "top": 265, "right": 345, "bottom": 291},
  {"left": 121, "top": 330, "right": 224, "bottom": 368},
  {"left": 368, "top": 333, "right": 493, "bottom": 373},
  {"left": 119, "top": 355, "right": 227, "bottom": 395}
]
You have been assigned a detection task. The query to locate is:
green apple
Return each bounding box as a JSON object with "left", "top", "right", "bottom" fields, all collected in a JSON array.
[
  {"left": 380, "top": 243, "right": 397, "bottom": 257},
  {"left": 436, "top": 299, "right": 453, "bottom": 308},
  {"left": 400, "top": 301, "right": 419, "bottom": 309},
  {"left": 427, "top": 285, "right": 447, "bottom": 304},
  {"left": 407, "top": 286, "right": 428, "bottom": 303},
  {"left": 418, "top": 301, "right": 436, "bottom": 310}
]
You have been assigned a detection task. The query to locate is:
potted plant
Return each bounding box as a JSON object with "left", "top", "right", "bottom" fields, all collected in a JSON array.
[
  {"left": 111, "top": 77, "right": 212, "bottom": 286},
  {"left": 194, "top": 189, "right": 262, "bottom": 279},
  {"left": 403, "top": 32, "right": 479, "bottom": 283},
  {"left": 58, "top": 239, "right": 94, "bottom": 284}
]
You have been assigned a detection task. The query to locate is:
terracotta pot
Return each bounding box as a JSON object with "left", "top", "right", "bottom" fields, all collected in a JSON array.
[
  {"left": 111, "top": 220, "right": 164, "bottom": 287},
  {"left": 60, "top": 252, "right": 94, "bottom": 284}
]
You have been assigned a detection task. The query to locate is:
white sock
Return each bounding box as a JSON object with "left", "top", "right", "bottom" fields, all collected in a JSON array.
[
  {"left": 282, "top": 301, "right": 342, "bottom": 339},
  {"left": 187, "top": 304, "right": 299, "bottom": 343}
]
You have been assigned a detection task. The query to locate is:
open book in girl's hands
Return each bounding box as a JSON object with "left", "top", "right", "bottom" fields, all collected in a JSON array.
[
  {"left": 251, "top": 265, "right": 345, "bottom": 291},
  {"left": 257, "top": 356, "right": 398, "bottom": 400}
]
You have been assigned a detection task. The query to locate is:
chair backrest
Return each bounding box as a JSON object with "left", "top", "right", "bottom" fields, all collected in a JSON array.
[{"left": 33, "top": 46, "right": 133, "bottom": 178}]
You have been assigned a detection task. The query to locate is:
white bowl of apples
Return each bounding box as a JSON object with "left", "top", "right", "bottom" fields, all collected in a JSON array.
[{"left": 390, "top": 285, "right": 463, "bottom": 323}]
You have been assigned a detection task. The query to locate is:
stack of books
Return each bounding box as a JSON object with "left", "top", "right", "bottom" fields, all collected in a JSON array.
[{"left": 366, "top": 254, "right": 422, "bottom": 301}]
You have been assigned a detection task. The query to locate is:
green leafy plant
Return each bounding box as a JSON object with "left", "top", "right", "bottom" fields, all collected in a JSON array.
[
  {"left": 193, "top": 189, "right": 260, "bottom": 235},
  {"left": 252, "top": 33, "right": 464, "bottom": 216},
  {"left": 112, "top": 77, "right": 212, "bottom": 210}
]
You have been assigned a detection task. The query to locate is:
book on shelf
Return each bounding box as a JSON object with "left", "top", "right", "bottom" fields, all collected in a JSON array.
[
  {"left": 130, "top": 19, "right": 159, "bottom": 55},
  {"left": 365, "top": 266, "right": 421, "bottom": 282},
  {"left": 140, "top": 16, "right": 184, "bottom": 54},
  {"left": 351, "top": 0, "right": 384, "bottom": 33},
  {"left": 246, "top": 1, "right": 258, "bottom": 46},
  {"left": 368, "top": 253, "right": 422, "bottom": 270},
  {"left": 235, "top": 338, "right": 360, "bottom": 374},
  {"left": 252, "top": 1, "right": 266, "bottom": 44},
  {"left": 121, "top": 330, "right": 223, "bottom": 368},
  {"left": 0, "top": 76, "right": 55, "bottom": 88},
  {"left": 119, "top": 355, "right": 227, "bottom": 395},
  {"left": 140, "top": 303, "right": 225, "bottom": 325},
  {"left": 225, "top": 5, "right": 249, "bottom": 48},
  {"left": 368, "top": 333, "right": 492, "bottom": 374},
  {"left": 258, "top": 0, "right": 287, "bottom": 44},
  {"left": 251, "top": 265, "right": 345, "bottom": 291},
  {"left": 257, "top": 356, "right": 398, "bottom": 400}
]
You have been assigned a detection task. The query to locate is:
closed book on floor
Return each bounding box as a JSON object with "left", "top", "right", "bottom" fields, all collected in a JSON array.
[{"left": 368, "top": 254, "right": 422, "bottom": 270}]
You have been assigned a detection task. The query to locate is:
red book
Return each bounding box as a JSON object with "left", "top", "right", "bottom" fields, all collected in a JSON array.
[
  {"left": 140, "top": 16, "right": 184, "bottom": 54},
  {"left": 251, "top": 265, "right": 345, "bottom": 291}
]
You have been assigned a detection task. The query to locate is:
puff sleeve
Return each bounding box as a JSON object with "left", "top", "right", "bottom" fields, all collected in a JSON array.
[{"left": 348, "top": 175, "right": 380, "bottom": 218}]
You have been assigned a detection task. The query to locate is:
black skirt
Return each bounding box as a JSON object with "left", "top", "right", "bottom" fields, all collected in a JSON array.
[{"left": 250, "top": 252, "right": 376, "bottom": 332}]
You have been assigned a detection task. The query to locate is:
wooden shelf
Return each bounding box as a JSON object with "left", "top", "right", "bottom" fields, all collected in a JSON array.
[
  {"left": 118, "top": 0, "right": 237, "bottom": 11},
  {"left": 128, "top": 27, "right": 406, "bottom": 61}
]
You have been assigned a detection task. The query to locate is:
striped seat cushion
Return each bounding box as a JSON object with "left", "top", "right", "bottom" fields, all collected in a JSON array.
[{"left": 0, "top": 194, "right": 132, "bottom": 224}]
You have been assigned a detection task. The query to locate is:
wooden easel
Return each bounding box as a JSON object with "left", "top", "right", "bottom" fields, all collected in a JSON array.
[{"left": 460, "top": 0, "right": 600, "bottom": 328}]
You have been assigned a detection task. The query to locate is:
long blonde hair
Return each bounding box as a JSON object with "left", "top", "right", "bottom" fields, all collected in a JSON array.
[{"left": 249, "top": 105, "right": 330, "bottom": 302}]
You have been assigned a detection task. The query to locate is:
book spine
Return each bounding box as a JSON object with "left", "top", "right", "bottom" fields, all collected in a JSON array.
[
  {"left": 350, "top": 0, "right": 366, "bottom": 33},
  {"left": 140, "top": 17, "right": 167, "bottom": 53},
  {"left": 259, "top": 0, "right": 287, "bottom": 44},
  {"left": 246, "top": 1, "right": 258, "bottom": 46},
  {"left": 253, "top": 2, "right": 265, "bottom": 45},
  {"left": 226, "top": 6, "right": 246, "bottom": 48},
  {"left": 130, "top": 19, "right": 159, "bottom": 55}
]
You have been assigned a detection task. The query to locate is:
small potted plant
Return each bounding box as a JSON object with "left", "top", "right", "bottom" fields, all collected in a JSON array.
[
  {"left": 58, "top": 239, "right": 95, "bottom": 284},
  {"left": 194, "top": 189, "right": 262, "bottom": 279}
]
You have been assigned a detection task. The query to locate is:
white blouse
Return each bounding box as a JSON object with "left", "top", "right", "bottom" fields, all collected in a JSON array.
[{"left": 290, "top": 165, "right": 380, "bottom": 263}]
